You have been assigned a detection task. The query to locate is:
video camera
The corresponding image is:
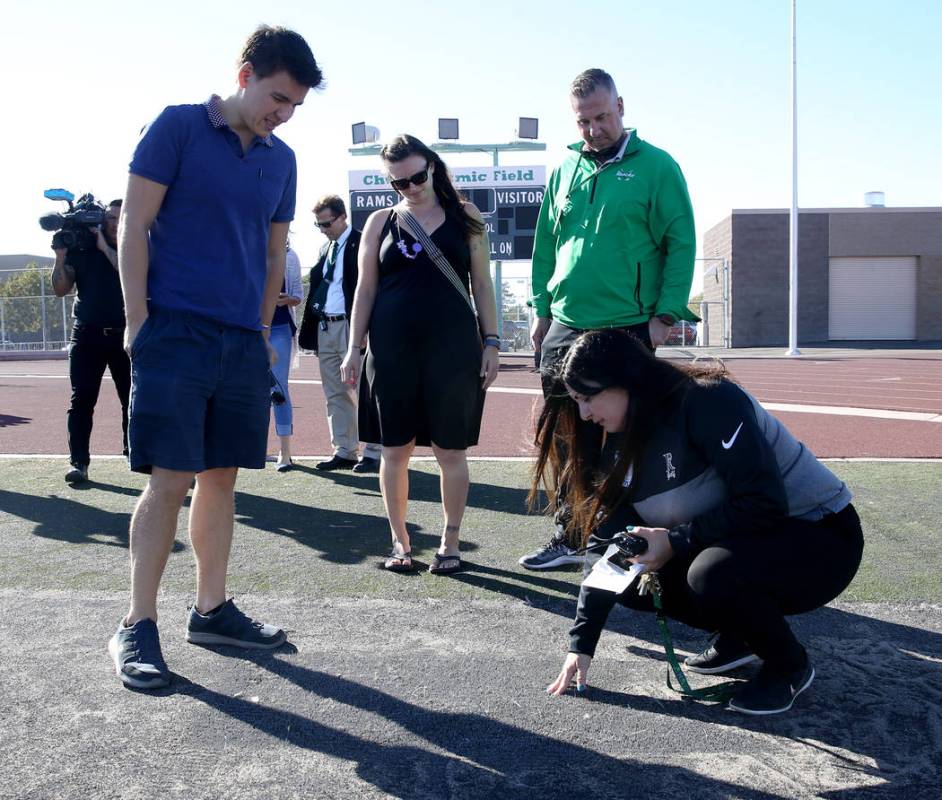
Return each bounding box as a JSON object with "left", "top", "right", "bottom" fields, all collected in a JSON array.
[{"left": 39, "top": 188, "right": 106, "bottom": 251}]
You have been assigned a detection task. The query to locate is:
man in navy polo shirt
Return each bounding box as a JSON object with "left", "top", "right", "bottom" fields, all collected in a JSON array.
[{"left": 109, "top": 26, "right": 323, "bottom": 690}]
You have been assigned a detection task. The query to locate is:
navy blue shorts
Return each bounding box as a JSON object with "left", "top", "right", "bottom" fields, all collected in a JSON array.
[{"left": 128, "top": 308, "right": 269, "bottom": 474}]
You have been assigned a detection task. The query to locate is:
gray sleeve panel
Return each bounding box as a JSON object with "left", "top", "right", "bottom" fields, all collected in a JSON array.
[{"left": 747, "top": 395, "right": 853, "bottom": 520}]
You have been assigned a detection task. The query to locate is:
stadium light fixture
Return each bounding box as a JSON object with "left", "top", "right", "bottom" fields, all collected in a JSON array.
[
  {"left": 351, "top": 122, "right": 380, "bottom": 145},
  {"left": 438, "top": 118, "right": 459, "bottom": 140},
  {"left": 517, "top": 117, "right": 539, "bottom": 140}
]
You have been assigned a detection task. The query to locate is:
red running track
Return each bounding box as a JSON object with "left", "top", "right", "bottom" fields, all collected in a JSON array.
[{"left": 1, "top": 354, "right": 940, "bottom": 460}]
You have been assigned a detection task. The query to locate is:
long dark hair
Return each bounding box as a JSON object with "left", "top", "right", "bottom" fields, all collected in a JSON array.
[
  {"left": 529, "top": 329, "right": 729, "bottom": 544},
  {"left": 381, "top": 134, "right": 484, "bottom": 241}
]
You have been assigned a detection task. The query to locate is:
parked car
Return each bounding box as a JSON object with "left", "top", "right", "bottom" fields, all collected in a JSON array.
[{"left": 665, "top": 321, "right": 697, "bottom": 346}]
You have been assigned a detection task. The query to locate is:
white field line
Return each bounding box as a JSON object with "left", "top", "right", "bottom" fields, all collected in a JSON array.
[
  {"left": 3, "top": 374, "right": 940, "bottom": 422},
  {"left": 1, "top": 454, "right": 941, "bottom": 463}
]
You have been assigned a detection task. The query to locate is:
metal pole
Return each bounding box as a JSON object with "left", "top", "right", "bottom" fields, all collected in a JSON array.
[
  {"left": 40, "top": 269, "right": 48, "bottom": 350},
  {"left": 492, "top": 147, "right": 504, "bottom": 350},
  {"left": 723, "top": 258, "right": 731, "bottom": 348},
  {"left": 0, "top": 296, "right": 6, "bottom": 347},
  {"left": 786, "top": 0, "right": 801, "bottom": 356}
]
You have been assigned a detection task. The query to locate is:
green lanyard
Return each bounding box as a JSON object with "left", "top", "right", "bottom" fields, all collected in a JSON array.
[{"left": 638, "top": 572, "right": 739, "bottom": 703}]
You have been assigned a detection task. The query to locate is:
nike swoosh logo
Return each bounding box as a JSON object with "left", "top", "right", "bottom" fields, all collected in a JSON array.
[{"left": 722, "top": 421, "right": 744, "bottom": 449}]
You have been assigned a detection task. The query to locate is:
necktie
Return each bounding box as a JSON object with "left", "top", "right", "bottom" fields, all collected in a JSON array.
[{"left": 325, "top": 241, "right": 338, "bottom": 283}]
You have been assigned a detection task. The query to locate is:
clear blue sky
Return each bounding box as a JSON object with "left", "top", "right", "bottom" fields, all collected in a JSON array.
[{"left": 3, "top": 0, "right": 939, "bottom": 293}]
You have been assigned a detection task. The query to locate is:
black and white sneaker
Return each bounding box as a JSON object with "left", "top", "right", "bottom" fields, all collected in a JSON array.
[
  {"left": 186, "top": 599, "right": 286, "bottom": 649},
  {"left": 108, "top": 618, "right": 170, "bottom": 690},
  {"left": 728, "top": 661, "right": 815, "bottom": 715},
  {"left": 685, "top": 633, "right": 760, "bottom": 674},
  {"left": 518, "top": 537, "right": 584, "bottom": 570}
]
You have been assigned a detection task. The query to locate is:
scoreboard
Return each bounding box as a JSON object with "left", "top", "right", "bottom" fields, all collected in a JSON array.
[{"left": 349, "top": 166, "right": 545, "bottom": 261}]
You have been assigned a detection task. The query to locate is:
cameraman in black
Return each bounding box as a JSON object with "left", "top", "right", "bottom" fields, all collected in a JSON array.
[{"left": 51, "top": 199, "right": 130, "bottom": 483}]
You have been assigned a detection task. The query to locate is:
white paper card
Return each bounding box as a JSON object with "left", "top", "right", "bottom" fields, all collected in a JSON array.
[{"left": 581, "top": 544, "right": 646, "bottom": 594}]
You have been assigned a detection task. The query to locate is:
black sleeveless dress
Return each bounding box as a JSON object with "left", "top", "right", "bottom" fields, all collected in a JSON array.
[{"left": 360, "top": 211, "right": 485, "bottom": 448}]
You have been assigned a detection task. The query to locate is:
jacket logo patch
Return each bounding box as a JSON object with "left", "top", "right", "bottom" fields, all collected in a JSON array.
[
  {"left": 663, "top": 452, "right": 676, "bottom": 480},
  {"left": 616, "top": 169, "right": 635, "bottom": 182}
]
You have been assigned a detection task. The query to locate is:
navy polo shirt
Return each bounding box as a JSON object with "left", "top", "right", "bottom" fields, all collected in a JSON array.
[{"left": 129, "top": 98, "right": 297, "bottom": 330}]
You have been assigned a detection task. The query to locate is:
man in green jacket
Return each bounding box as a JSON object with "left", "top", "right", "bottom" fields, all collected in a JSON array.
[{"left": 520, "top": 67, "right": 698, "bottom": 571}]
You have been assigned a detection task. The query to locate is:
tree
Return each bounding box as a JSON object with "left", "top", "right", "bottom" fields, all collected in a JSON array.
[{"left": 0, "top": 263, "right": 70, "bottom": 343}]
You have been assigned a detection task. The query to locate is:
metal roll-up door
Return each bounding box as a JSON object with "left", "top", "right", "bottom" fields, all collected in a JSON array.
[{"left": 828, "top": 256, "right": 917, "bottom": 340}]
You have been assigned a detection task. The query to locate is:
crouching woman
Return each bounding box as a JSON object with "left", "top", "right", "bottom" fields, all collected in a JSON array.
[{"left": 533, "top": 329, "right": 863, "bottom": 715}]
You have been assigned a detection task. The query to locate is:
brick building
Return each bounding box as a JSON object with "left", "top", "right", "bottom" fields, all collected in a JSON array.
[{"left": 701, "top": 207, "right": 942, "bottom": 347}]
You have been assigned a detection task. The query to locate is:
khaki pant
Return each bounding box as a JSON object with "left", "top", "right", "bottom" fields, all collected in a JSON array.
[{"left": 317, "top": 319, "right": 380, "bottom": 461}]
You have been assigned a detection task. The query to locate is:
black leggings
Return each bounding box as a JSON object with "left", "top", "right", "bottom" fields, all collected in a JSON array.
[{"left": 620, "top": 504, "right": 864, "bottom": 672}]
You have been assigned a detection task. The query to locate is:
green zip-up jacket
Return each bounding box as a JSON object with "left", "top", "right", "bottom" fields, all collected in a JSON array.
[{"left": 531, "top": 129, "right": 698, "bottom": 329}]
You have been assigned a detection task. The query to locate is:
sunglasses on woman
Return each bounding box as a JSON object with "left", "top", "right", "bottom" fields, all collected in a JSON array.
[{"left": 388, "top": 165, "right": 430, "bottom": 191}]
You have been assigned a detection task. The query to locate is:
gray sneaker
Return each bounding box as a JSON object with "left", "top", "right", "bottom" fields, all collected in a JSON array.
[
  {"left": 185, "top": 599, "right": 286, "bottom": 649},
  {"left": 518, "top": 537, "right": 584, "bottom": 570},
  {"left": 108, "top": 618, "right": 170, "bottom": 690}
]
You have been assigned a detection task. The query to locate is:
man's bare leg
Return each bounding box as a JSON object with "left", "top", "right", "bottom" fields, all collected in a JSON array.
[
  {"left": 126, "top": 466, "right": 194, "bottom": 625},
  {"left": 189, "top": 466, "right": 239, "bottom": 614}
]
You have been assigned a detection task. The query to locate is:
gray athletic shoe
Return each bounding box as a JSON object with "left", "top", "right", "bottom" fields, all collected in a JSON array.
[
  {"left": 518, "top": 537, "right": 584, "bottom": 570},
  {"left": 108, "top": 618, "right": 170, "bottom": 690},
  {"left": 185, "top": 599, "right": 286, "bottom": 649}
]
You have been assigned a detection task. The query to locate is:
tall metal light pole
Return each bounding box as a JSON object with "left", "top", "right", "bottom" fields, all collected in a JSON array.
[
  {"left": 349, "top": 140, "right": 546, "bottom": 347},
  {"left": 786, "top": 0, "right": 801, "bottom": 356}
]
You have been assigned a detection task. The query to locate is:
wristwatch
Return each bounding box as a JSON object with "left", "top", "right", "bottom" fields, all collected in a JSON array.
[{"left": 656, "top": 314, "right": 676, "bottom": 326}]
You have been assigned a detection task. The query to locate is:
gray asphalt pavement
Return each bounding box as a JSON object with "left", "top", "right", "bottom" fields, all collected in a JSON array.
[
  {"left": 1, "top": 459, "right": 941, "bottom": 799},
  {"left": 2, "top": 592, "right": 940, "bottom": 800}
]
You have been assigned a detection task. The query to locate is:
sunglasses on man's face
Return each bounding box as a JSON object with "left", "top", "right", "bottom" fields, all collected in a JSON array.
[
  {"left": 315, "top": 218, "right": 337, "bottom": 229},
  {"left": 388, "top": 165, "right": 430, "bottom": 192}
]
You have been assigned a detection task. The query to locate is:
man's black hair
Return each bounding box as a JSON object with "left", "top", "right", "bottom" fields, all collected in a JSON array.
[{"left": 240, "top": 25, "right": 324, "bottom": 89}]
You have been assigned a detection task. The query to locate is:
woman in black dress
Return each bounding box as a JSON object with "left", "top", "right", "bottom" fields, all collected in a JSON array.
[{"left": 341, "top": 135, "right": 499, "bottom": 574}]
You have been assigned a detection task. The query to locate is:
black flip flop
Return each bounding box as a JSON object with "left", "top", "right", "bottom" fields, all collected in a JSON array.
[
  {"left": 428, "top": 552, "right": 462, "bottom": 575},
  {"left": 384, "top": 551, "right": 413, "bottom": 572}
]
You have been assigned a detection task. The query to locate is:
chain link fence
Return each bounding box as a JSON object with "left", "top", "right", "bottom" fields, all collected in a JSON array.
[
  {"left": 695, "top": 300, "right": 727, "bottom": 348},
  {"left": 0, "top": 267, "right": 73, "bottom": 351},
  {"left": 0, "top": 265, "right": 726, "bottom": 353},
  {"left": 494, "top": 274, "right": 722, "bottom": 351}
]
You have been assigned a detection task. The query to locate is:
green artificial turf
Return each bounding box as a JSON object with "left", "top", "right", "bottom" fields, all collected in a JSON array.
[{"left": 0, "top": 458, "right": 938, "bottom": 604}]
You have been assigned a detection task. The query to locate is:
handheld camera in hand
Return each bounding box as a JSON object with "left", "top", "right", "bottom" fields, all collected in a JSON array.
[
  {"left": 39, "top": 188, "right": 106, "bottom": 251},
  {"left": 269, "top": 371, "right": 287, "bottom": 406},
  {"left": 608, "top": 529, "right": 648, "bottom": 570}
]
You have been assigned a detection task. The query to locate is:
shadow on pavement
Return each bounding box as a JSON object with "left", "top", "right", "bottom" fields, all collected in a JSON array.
[
  {"left": 179, "top": 655, "right": 786, "bottom": 799},
  {"left": 303, "top": 466, "right": 536, "bottom": 517},
  {"left": 0, "top": 487, "right": 185, "bottom": 552},
  {"left": 233, "top": 490, "right": 470, "bottom": 565}
]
